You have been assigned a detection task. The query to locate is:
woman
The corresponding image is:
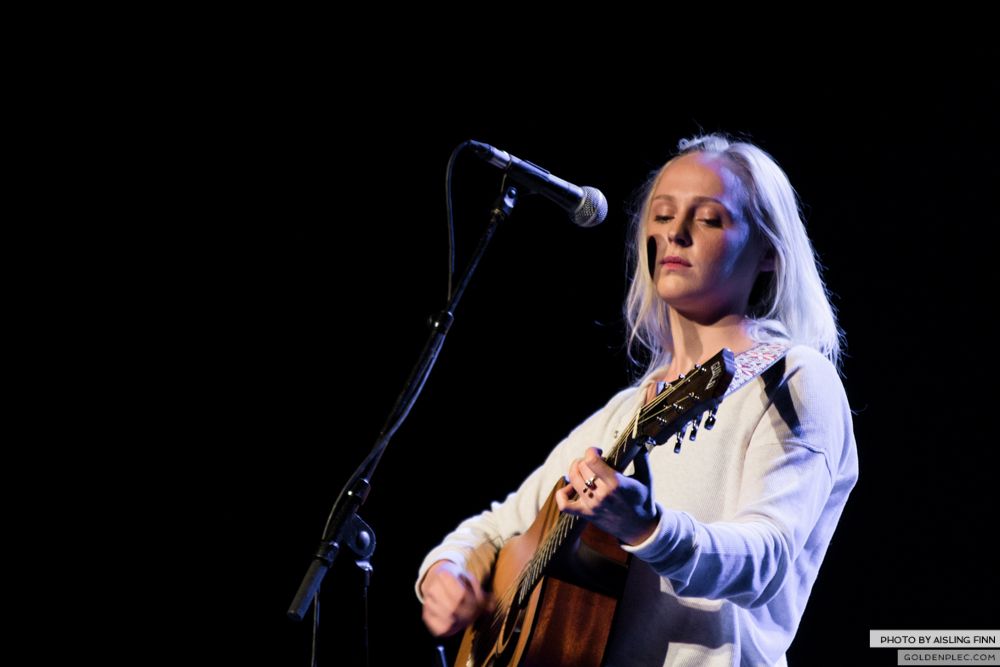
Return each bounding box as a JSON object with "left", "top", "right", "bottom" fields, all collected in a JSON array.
[{"left": 417, "top": 134, "right": 858, "bottom": 666}]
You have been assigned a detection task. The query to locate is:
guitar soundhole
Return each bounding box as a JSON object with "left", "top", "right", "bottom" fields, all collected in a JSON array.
[
  {"left": 497, "top": 604, "right": 524, "bottom": 657},
  {"left": 499, "top": 608, "right": 513, "bottom": 647}
]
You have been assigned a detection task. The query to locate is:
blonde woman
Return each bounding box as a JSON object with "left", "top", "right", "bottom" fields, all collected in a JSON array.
[{"left": 418, "top": 135, "right": 858, "bottom": 667}]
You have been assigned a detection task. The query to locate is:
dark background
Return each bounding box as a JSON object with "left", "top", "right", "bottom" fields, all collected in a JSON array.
[{"left": 175, "top": 72, "right": 997, "bottom": 665}]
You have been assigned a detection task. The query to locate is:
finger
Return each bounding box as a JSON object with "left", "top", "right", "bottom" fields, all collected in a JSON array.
[
  {"left": 631, "top": 448, "right": 653, "bottom": 488},
  {"left": 570, "top": 459, "right": 586, "bottom": 494},
  {"left": 579, "top": 461, "right": 606, "bottom": 498},
  {"left": 426, "top": 586, "right": 478, "bottom": 631},
  {"left": 556, "top": 482, "right": 581, "bottom": 514},
  {"left": 567, "top": 458, "right": 590, "bottom": 495},
  {"left": 461, "top": 572, "right": 488, "bottom": 608},
  {"left": 422, "top": 606, "right": 446, "bottom": 635},
  {"left": 560, "top": 459, "right": 583, "bottom": 493},
  {"left": 586, "top": 449, "right": 620, "bottom": 491},
  {"left": 456, "top": 593, "right": 480, "bottom": 619},
  {"left": 422, "top": 603, "right": 457, "bottom": 636},
  {"left": 556, "top": 483, "right": 577, "bottom": 511},
  {"left": 578, "top": 460, "right": 598, "bottom": 491},
  {"left": 431, "top": 571, "right": 473, "bottom": 608},
  {"left": 584, "top": 447, "right": 611, "bottom": 477},
  {"left": 425, "top": 610, "right": 461, "bottom": 637}
]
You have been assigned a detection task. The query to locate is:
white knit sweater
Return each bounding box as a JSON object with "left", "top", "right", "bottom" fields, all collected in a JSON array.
[{"left": 417, "top": 344, "right": 858, "bottom": 666}]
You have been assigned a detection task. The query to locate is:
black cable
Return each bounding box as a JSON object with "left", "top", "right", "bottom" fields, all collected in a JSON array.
[
  {"left": 310, "top": 593, "right": 319, "bottom": 667},
  {"left": 319, "top": 141, "right": 474, "bottom": 544},
  {"left": 444, "top": 141, "right": 467, "bottom": 302},
  {"left": 362, "top": 566, "right": 371, "bottom": 667}
]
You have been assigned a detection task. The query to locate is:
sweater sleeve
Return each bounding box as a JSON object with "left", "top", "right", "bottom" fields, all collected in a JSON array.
[
  {"left": 622, "top": 346, "right": 856, "bottom": 609},
  {"left": 415, "top": 386, "right": 641, "bottom": 601}
]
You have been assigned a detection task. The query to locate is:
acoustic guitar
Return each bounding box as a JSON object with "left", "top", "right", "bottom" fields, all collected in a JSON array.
[{"left": 454, "top": 348, "right": 735, "bottom": 667}]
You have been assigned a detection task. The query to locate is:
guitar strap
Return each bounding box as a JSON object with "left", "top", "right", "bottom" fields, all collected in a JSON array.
[
  {"left": 723, "top": 342, "right": 790, "bottom": 398},
  {"left": 654, "top": 342, "right": 790, "bottom": 400}
]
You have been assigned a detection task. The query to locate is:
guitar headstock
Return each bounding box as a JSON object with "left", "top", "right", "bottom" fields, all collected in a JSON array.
[{"left": 636, "top": 348, "right": 735, "bottom": 453}]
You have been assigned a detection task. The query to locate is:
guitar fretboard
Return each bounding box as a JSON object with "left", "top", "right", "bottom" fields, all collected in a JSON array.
[{"left": 513, "top": 418, "right": 637, "bottom": 605}]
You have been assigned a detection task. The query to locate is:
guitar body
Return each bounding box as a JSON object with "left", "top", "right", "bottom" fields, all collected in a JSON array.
[
  {"left": 454, "top": 480, "right": 630, "bottom": 667},
  {"left": 450, "top": 348, "right": 736, "bottom": 667}
]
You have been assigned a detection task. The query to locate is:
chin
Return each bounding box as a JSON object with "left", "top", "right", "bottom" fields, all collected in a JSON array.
[{"left": 655, "top": 284, "right": 691, "bottom": 304}]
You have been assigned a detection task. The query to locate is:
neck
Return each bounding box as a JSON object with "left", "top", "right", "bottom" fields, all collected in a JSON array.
[{"left": 662, "top": 311, "right": 756, "bottom": 381}]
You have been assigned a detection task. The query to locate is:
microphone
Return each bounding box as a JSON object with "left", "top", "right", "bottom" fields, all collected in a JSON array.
[{"left": 468, "top": 140, "right": 608, "bottom": 227}]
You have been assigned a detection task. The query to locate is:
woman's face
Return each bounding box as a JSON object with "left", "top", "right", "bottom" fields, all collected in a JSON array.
[{"left": 645, "top": 153, "right": 771, "bottom": 322}]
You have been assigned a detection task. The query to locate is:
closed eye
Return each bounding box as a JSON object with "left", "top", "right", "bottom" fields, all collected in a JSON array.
[
  {"left": 698, "top": 218, "right": 722, "bottom": 227},
  {"left": 654, "top": 215, "right": 673, "bottom": 223}
]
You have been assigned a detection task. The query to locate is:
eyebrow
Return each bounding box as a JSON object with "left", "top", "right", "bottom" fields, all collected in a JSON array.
[{"left": 651, "top": 195, "right": 727, "bottom": 206}]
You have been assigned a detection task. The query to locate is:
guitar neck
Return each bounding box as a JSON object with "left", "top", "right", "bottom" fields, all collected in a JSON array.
[
  {"left": 512, "top": 421, "right": 643, "bottom": 606},
  {"left": 510, "top": 349, "right": 734, "bottom": 607}
]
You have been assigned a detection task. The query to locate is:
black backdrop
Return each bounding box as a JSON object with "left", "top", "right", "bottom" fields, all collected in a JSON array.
[{"left": 183, "top": 74, "right": 998, "bottom": 666}]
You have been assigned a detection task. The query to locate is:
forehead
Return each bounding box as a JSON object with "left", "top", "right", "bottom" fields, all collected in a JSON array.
[{"left": 652, "top": 153, "right": 740, "bottom": 202}]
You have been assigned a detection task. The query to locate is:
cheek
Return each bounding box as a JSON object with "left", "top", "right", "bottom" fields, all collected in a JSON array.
[
  {"left": 715, "top": 232, "right": 756, "bottom": 275},
  {"left": 645, "top": 222, "right": 664, "bottom": 245}
]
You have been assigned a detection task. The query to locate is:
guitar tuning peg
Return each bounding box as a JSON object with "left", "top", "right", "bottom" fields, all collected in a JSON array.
[
  {"left": 689, "top": 419, "right": 699, "bottom": 441},
  {"left": 674, "top": 421, "right": 689, "bottom": 453},
  {"left": 705, "top": 406, "right": 718, "bottom": 430}
]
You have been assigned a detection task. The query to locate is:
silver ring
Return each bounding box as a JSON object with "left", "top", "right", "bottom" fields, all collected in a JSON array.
[{"left": 584, "top": 475, "right": 597, "bottom": 490}]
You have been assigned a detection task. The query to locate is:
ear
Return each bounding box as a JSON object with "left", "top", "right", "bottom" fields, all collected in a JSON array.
[{"left": 758, "top": 247, "right": 776, "bottom": 273}]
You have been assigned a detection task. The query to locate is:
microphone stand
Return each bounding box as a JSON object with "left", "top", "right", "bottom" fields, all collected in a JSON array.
[{"left": 287, "top": 185, "right": 521, "bottom": 650}]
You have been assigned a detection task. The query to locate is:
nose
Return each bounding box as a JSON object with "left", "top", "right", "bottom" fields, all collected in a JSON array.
[{"left": 667, "top": 219, "right": 692, "bottom": 248}]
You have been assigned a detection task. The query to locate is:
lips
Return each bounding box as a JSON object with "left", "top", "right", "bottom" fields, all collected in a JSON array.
[{"left": 660, "top": 255, "right": 691, "bottom": 266}]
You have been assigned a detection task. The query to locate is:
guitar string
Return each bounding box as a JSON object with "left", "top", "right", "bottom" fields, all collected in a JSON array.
[
  {"left": 487, "top": 417, "right": 634, "bottom": 633},
  {"left": 486, "top": 378, "right": 694, "bottom": 632},
  {"left": 483, "top": 370, "right": 704, "bottom": 636}
]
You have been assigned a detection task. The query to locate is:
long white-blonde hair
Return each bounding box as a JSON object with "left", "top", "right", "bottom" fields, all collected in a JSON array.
[{"left": 624, "top": 134, "right": 844, "bottom": 378}]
